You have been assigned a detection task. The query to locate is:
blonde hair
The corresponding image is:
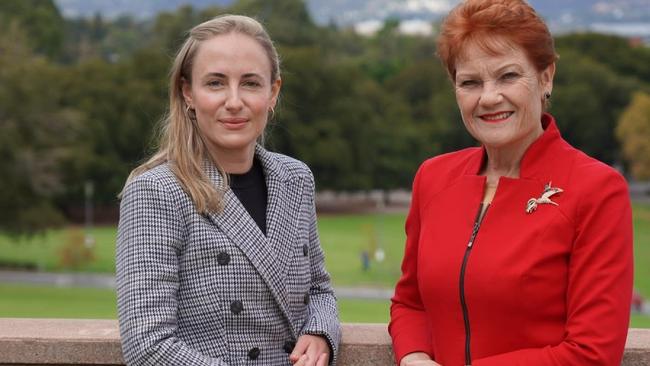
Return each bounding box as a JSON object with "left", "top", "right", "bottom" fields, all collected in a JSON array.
[{"left": 121, "top": 14, "right": 281, "bottom": 213}]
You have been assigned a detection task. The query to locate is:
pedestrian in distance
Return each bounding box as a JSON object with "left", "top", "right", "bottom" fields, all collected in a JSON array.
[
  {"left": 389, "top": 1, "right": 633, "bottom": 365},
  {"left": 116, "top": 14, "right": 340, "bottom": 366}
]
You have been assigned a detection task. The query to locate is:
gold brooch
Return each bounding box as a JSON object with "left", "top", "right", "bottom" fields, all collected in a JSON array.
[{"left": 526, "top": 182, "right": 563, "bottom": 214}]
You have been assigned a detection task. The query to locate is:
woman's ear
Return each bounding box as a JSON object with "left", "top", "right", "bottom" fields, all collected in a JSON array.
[
  {"left": 540, "top": 63, "right": 555, "bottom": 95},
  {"left": 181, "top": 77, "right": 193, "bottom": 108},
  {"left": 270, "top": 77, "right": 282, "bottom": 108}
]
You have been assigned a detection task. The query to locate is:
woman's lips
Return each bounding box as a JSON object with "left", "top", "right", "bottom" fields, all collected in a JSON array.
[
  {"left": 479, "top": 111, "right": 513, "bottom": 123},
  {"left": 219, "top": 117, "right": 248, "bottom": 130}
]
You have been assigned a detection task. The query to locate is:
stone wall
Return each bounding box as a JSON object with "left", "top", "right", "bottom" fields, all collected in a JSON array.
[{"left": 0, "top": 319, "right": 648, "bottom": 365}]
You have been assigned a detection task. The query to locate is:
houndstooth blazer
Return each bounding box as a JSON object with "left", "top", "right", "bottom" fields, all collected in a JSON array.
[{"left": 116, "top": 145, "right": 341, "bottom": 366}]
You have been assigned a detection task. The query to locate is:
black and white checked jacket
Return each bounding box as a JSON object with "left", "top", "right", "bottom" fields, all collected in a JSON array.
[{"left": 116, "top": 146, "right": 341, "bottom": 365}]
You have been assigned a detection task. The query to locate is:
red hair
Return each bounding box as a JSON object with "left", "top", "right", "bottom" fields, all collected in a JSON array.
[{"left": 437, "top": 0, "right": 557, "bottom": 80}]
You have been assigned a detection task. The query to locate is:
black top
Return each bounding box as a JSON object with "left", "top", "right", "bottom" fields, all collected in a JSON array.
[{"left": 229, "top": 158, "right": 268, "bottom": 235}]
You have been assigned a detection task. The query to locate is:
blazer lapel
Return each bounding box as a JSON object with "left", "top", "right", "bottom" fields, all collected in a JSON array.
[
  {"left": 256, "top": 146, "right": 306, "bottom": 334},
  {"left": 257, "top": 146, "right": 305, "bottom": 288},
  {"left": 203, "top": 151, "right": 303, "bottom": 336}
]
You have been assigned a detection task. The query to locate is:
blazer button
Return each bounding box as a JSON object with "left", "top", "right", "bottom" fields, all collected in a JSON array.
[
  {"left": 283, "top": 340, "right": 296, "bottom": 354},
  {"left": 216, "top": 252, "right": 230, "bottom": 265},
  {"left": 302, "top": 244, "right": 308, "bottom": 257},
  {"left": 230, "top": 300, "right": 243, "bottom": 315},
  {"left": 303, "top": 293, "right": 310, "bottom": 305},
  {"left": 248, "top": 347, "right": 261, "bottom": 360}
]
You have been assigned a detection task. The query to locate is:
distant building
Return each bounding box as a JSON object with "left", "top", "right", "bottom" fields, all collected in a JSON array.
[{"left": 354, "top": 18, "right": 433, "bottom": 36}]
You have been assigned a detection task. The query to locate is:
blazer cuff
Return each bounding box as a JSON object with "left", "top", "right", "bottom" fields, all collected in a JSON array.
[{"left": 300, "top": 314, "right": 341, "bottom": 365}]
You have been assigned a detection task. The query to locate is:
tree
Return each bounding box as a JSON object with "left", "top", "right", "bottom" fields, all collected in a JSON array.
[
  {"left": 0, "top": 0, "right": 65, "bottom": 58},
  {"left": 0, "top": 24, "right": 84, "bottom": 234},
  {"left": 56, "top": 48, "right": 168, "bottom": 207},
  {"left": 550, "top": 49, "right": 641, "bottom": 164},
  {"left": 555, "top": 33, "right": 650, "bottom": 85},
  {"left": 228, "top": 0, "right": 318, "bottom": 46},
  {"left": 616, "top": 92, "right": 650, "bottom": 180}
]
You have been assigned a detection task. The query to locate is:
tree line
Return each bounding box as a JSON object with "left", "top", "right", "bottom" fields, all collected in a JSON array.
[{"left": 1, "top": 0, "right": 649, "bottom": 234}]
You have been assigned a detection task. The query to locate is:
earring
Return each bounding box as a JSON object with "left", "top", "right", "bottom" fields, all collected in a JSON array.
[
  {"left": 269, "top": 106, "right": 275, "bottom": 119},
  {"left": 544, "top": 92, "right": 551, "bottom": 100},
  {"left": 185, "top": 104, "right": 196, "bottom": 121}
]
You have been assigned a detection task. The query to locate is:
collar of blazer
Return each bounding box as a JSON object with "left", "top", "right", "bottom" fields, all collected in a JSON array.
[{"left": 203, "top": 145, "right": 306, "bottom": 337}]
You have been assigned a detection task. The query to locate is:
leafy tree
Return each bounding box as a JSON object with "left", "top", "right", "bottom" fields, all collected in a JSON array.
[
  {"left": 555, "top": 33, "right": 650, "bottom": 86},
  {"left": 616, "top": 92, "right": 650, "bottom": 180},
  {"left": 62, "top": 14, "right": 150, "bottom": 63},
  {"left": 56, "top": 48, "right": 169, "bottom": 207},
  {"left": 269, "top": 44, "right": 422, "bottom": 190},
  {"left": 0, "top": 0, "right": 65, "bottom": 58},
  {"left": 550, "top": 49, "right": 641, "bottom": 164},
  {"left": 3, "top": 0, "right": 650, "bottom": 235},
  {"left": 228, "top": 0, "right": 318, "bottom": 46},
  {"left": 385, "top": 59, "right": 470, "bottom": 158},
  {"left": 0, "top": 25, "right": 84, "bottom": 234},
  {"left": 151, "top": 5, "right": 206, "bottom": 55}
]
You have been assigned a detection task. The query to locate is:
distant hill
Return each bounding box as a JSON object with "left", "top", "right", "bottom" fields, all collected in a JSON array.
[
  {"left": 53, "top": 0, "right": 650, "bottom": 37},
  {"left": 306, "top": 0, "right": 650, "bottom": 26},
  {"left": 531, "top": 0, "right": 650, "bottom": 23},
  {"left": 53, "top": 0, "right": 233, "bottom": 19}
]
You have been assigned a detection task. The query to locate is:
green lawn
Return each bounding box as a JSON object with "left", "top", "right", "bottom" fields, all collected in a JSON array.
[
  {"left": 0, "top": 284, "right": 117, "bottom": 319},
  {"left": 319, "top": 213, "right": 405, "bottom": 288},
  {"left": 0, "top": 213, "right": 408, "bottom": 286},
  {"left": 0, "top": 283, "right": 391, "bottom": 323},
  {"left": 632, "top": 203, "right": 650, "bottom": 298},
  {"left": 0, "top": 203, "right": 649, "bottom": 326},
  {"left": 0, "top": 226, "right": 117, "bottom": 273},
  {"left": 1, "top": 283, "right": 649, "bottom": 328}
]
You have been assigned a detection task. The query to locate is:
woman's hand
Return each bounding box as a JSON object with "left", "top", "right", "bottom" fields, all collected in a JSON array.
[
  {"left": 400, "top": 352, "right": 442, "bottom": 366},
  {"left": 289, "top": 334, "right": 330, "bottom": 366}
]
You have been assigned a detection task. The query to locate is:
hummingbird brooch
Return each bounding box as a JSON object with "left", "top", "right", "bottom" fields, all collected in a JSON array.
[{"left": 526, "top": 182, "right": 563, "bottom": 214}]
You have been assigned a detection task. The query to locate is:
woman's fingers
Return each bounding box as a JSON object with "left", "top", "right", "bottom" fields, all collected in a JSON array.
[
  {"left": 316, "top": 352, "right": 329, "bottom": 366},
  {"left": 293, "top": 354, "right": 309, "bottom": 366}
]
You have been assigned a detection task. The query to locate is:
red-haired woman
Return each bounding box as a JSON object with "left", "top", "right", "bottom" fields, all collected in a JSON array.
[{"left": 389, "top": 1, "right": 633, "bottom": 365}]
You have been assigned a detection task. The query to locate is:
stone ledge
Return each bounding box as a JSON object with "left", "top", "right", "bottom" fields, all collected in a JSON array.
[{"left": 0, "top": 319, "right": 648, "bottom": 365}]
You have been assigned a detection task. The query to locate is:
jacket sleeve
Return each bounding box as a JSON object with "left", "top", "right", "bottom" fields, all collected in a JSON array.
[
  {"left": 299, "top": 172, "right": 342, "bottom": 365},
  {"left": 474, "top": 168, "right": 633, "bottom": 366},
  {"left": 389, "top": 164, "right": 435, "bottom": 364},
  {"left": 116, "top": 177, "right": 229, "bottom": 366}
]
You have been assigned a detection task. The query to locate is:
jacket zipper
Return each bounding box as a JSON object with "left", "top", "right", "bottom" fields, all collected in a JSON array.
[{"left": 459, "top": 203, "right": 489, "bottom": 366}]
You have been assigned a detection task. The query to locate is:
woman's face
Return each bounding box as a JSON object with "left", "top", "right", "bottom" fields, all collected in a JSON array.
[
  {"left": 453, "top": 39, "right": 554, "bottom": 150},
  {"left": 182, "top": 33, "right": 280, "bottom": 160}
]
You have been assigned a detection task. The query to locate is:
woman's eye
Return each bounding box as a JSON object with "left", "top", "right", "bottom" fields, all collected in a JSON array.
[
  {"left": 242, "top": 80, "right": 262, "bottom": 88},
  {"left": 502, "top": 72, "right": 519, "bottom": 80},
  {"left": 459, "top": 80, "right": 479, "bottom": 87},
  {"left": 207, "top": 80, "right": 223, "bottom": 87}
]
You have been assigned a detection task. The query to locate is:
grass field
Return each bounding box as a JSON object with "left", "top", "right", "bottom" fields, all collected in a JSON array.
[
  {"left": 2, "top": 283, "right": 649, "bottom": 328},
  {"left": 0, "top": 203, "right": 649, "bottom": 326},
  {"left": 0, "top": 213, "right": 409, "bottom": 287},
  {"left": 0, "top": 284, "right": 117, "bottom": 319},
  {"left": 633, "top": 203, "right": 650, "bottom": 298},
  {"left": 0, "top": 226, "right": 117, "bottom": 273},
  {"left": 0, "top": 283, "right": 393, "bottom": 323}
]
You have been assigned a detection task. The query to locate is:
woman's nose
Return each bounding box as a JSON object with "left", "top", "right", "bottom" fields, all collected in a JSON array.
[
  {"left": 479, "top": 82, "right": 503, "bottom": 106},
  {"left": 225, "top": 86, "right": 243, "bottom": 111}
]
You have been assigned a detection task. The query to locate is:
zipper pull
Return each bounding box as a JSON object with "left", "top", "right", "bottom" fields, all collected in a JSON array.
[{"left": 467, "top": 222, "right": 479, "bottom": 247}]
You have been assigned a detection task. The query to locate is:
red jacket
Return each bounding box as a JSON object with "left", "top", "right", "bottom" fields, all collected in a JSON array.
[{"left": 389, "top": 114, "right": 633, "bottom": 366}]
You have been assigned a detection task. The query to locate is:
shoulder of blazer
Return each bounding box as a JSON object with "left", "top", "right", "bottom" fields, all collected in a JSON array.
[
  {"left": 415, "top": 147, "right": 482, "bottom": 195},
  {"left": 125, "top": 163, "right": 188, "bottom": 200},
  {"left": 258, "top": 148, "right": 314, "bottom": 183}
]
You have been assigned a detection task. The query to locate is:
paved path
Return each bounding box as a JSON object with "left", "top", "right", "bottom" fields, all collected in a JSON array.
[{"left": 0, "top": 270, "right": 392, "bottom": 300}]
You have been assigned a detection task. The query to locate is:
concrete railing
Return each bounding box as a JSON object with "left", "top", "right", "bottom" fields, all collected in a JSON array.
[{"left": 0, "top": 319, "right": 648, "bottom": 365}]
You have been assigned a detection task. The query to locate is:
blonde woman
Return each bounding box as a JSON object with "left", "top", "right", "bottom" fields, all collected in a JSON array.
[{"left": 116, "top": 15, "right": 340, "bottom": 366}]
